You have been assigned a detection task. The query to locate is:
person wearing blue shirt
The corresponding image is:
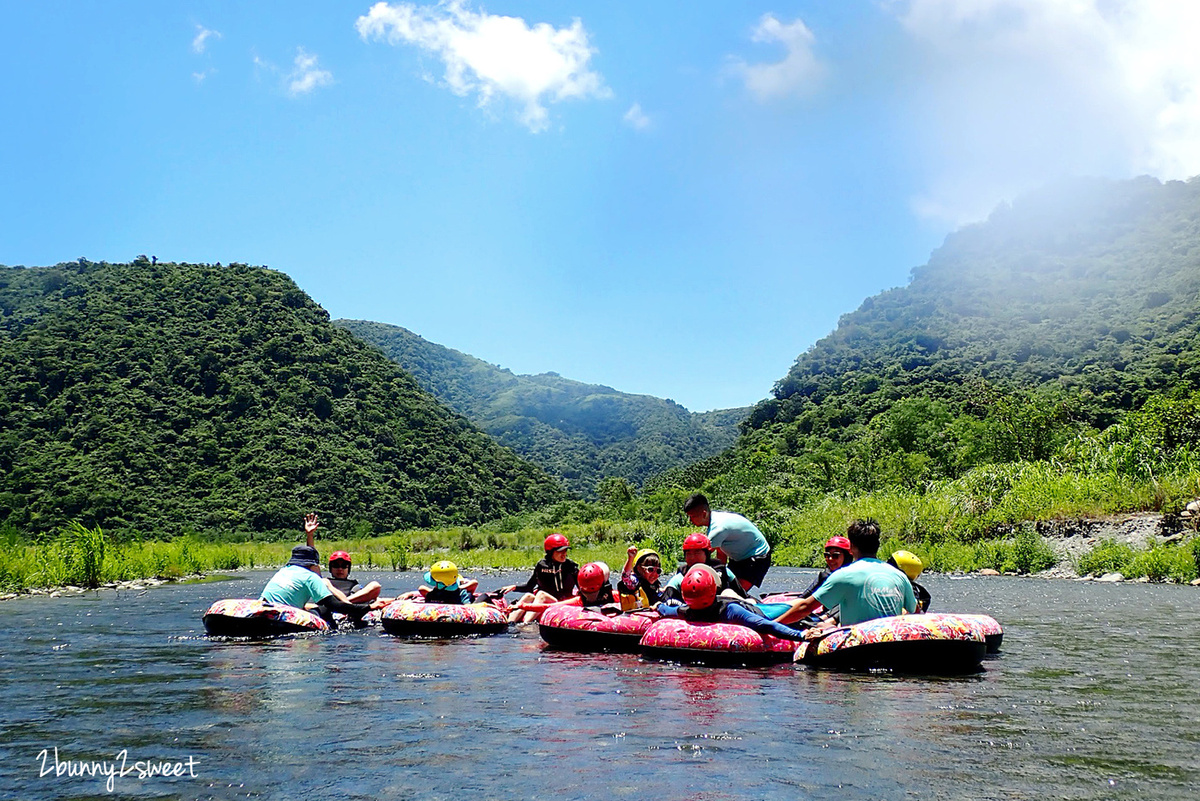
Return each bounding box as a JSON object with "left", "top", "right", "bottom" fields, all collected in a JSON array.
[
  {"left": 683, "top": 493, "right": 772, "bottom": 591},
  {"left": 778, "top": 519, "right": 917, "bottom": 627},
  {"left": 258, "top": 514, "right": 374, "bottom": 629}
]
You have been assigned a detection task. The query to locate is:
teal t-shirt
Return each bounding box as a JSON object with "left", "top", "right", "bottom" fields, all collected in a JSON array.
[
  {"left": 811, "top": 558, "right": 917, "bottom": 626},
  {"left": 707, "top": 511, "right": 770, "bottom": 561},
  {"left": 260, "top": 565, "right": 332, "bottom": 609}
]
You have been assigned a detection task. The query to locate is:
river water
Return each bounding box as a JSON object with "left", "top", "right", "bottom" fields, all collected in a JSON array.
[{"left": 1, "top": 568, "right": 1197, "bottom": 800}]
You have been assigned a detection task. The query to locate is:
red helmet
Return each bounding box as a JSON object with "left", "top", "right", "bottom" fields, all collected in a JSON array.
[
  {"left": 682, "top": 532, "right": 712, "bottom": 551},
  {"left": 681, "top": 564, "right": 719, "bottom": 609},
  {"left": 824, "top": 536, "right": 852, "bottom": 552},
  {"left": 577, "top": 562, "right": 607, "bottom": 593},
  {"left": 329, "top": 551, "right": 351, "bottom": 565},
  {"left": 544, "top": 533, "right": 570, "bottom": 551}
]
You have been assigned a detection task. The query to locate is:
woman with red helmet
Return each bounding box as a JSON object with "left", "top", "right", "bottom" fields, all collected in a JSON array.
[
  {"left": 661, "top": 532, "right": 747, "bottom": 603},
  {"left": 653, "top": 565, "right": 807, "bottom": 641},
  {"left": 326, "top": 550, "right": 386, "bottom": 605},
  {"left": 501, "top": 533, "right": 579, "bottom": 624},
  {"left": 506, "top": 561, "right": 616, "bottom": 618}
]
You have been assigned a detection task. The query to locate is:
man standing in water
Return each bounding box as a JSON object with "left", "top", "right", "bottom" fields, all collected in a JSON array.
[
  {"left": 683, "top": 493, "right": 771, "bottom": 592},
  {"left": 777, "top": 519, "right": 916, "bottom": 627}
]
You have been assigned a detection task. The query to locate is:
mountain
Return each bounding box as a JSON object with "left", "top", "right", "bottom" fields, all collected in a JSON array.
[
  {"left": 335, "top": 319, "right": 747, "bottom": 497},
  {"left": 754, "top": 175, "right": 1200, "bottom": 439},
  {"left": 658, "top": 175, "right": 1200, "bottom": 509},
  {"left": 0, "top": 259, "right": 564, "bottom": 537}
]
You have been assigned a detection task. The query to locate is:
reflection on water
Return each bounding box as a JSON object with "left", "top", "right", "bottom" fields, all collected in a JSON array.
[{"left": 0, "top": 569, "right": 1198, "bottom": 800}]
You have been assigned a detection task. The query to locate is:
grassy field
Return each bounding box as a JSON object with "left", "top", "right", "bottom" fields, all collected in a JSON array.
[{"left": 4, "top": 497, "right": 1199, "bottom": 594}]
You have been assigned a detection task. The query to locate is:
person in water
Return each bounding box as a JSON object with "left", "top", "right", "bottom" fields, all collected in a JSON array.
[
  {"left": 777, "top": 519, "right": 917, "bottom": 628},
  {"left": 326, "top": 551, "right": 383, "bottom": 604},
  {"left": 683, "top": 493, "right": 772, "bottom": 591},
  {"left": 799, "top": 536, "right": 854, "bottom": 598},
  {"left": 259, "top": 544, "right": 373, "bottom": 629},
  {"left": 520, "top": 562, "right": 618, "bottom": 617},
  {"left": 416, "top": 561, "right": 478, "bottom": 605},
  {"left": 502, "top": 533, "right": 579, "bottom": 623},
  {"left": 661, "top": 532, "right": 746, "bottom": 603},
  {"left": 654, "top": 565, "right": 807, "bottom": 641},
  {"left": 887, "top": 550, "right": 931, "bottom": 613},
  {"left": 618, "top": 546, "right": 664, "bottom": 611}
]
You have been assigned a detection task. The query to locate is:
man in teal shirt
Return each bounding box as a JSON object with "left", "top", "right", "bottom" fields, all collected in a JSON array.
[
  {"left": 259, "top": 517, "right": 375, "bottom": 628},
  {"left": 683, "top": 493, "right": 771, "bottom": 591},
  {"left": 778, "top": 519, "right": 916, "bottom": 627}
]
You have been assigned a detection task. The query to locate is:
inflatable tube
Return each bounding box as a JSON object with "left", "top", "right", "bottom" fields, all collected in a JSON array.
[
  {"left": 202, "top": 598, "right": 330, "bottom": 638},
  {"left": 795, "top": 613, "right": 987, "bottom": 673},
  {"left": 380, "top": 600, "right": 508, "bottom": 638},
  {"left": 639, "top": 618, "right": 799, "bottom": 666},
  {"left": 538, "top": 604, "right": 655, "bottom": 652},
  {"left": 956, "top": 614, "right": 1003, "bottom": 653}
]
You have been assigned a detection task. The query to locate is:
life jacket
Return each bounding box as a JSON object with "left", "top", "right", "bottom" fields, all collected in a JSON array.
[{"left": 619, "top": 574, "right": 662, "bottom": 611}]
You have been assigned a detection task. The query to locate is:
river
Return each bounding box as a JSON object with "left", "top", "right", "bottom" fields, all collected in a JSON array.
[{"left": 0, "top": 568, "right": 1197, "bottom": 800}]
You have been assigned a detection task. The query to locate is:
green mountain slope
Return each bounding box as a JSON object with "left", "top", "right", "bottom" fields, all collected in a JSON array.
[
  {"left": 752, "top": 176, "right": 1200, "bottom": 443},
  {"left": 335, "top": 319, "right": 747, "bottom": 496},
  {"left": 0, "top": 259, "right": 564, "bottom": 536},
  {"left": 651, "top": 176, "right": 1200, "bottom": 518}
]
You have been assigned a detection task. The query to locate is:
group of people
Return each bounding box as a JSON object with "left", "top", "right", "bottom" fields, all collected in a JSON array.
[{"left": 257, "top": 494, "right": 931, "bottom": 637}]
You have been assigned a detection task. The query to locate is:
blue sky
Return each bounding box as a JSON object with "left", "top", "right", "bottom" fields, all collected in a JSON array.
[{"left": 3, "top": 2, "right": 1198, "bottom": 411}]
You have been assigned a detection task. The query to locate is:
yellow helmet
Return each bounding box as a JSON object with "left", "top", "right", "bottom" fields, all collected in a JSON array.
[
  {"left": 428, "top": 560, "right": 459, "bottom": 586},
  {"left": 889, "top": 550, "right": 923, "bottom": 581}
]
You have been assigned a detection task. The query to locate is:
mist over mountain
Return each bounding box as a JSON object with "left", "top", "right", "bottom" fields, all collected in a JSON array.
[
  {"left": 0, "top": 259, "right": 564, "bottom": 536},
  {"left": 335, "top": 319, "right": 746, "bottom": 497},
  {"left": 651, "top": 176, "right": 1200, "bottom": 519}
]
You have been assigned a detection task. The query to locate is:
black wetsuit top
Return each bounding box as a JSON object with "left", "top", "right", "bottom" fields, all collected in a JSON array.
[
  {"left": 513, "top": 558, "right": 579, "bottom": 600},
  {"left": 799, "top": 568, "right": 833, "bottom": 599},
  {"left": 328, "top": 577, "right": 359, "bottom": 596},
  {"left": 913, "top": 581, "right": 932, "bottom": 613},
  {"left": 580, "top": 583, "right": 616, "bottom": 608}
]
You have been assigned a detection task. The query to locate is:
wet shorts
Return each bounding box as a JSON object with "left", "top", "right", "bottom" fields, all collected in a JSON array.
[{"left": 728, "top": 552, "right": 772, "bottom": 588}]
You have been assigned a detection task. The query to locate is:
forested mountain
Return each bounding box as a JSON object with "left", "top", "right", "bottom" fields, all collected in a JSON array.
[
  {"left": 695, "top": 175, "right": 1200, "bottom": 502},
  {"left": 335, "top": 319, "right": 746, "bottom": 497},
  {"left": 0, "top": 259, "right": 564, "bottom": 537}
]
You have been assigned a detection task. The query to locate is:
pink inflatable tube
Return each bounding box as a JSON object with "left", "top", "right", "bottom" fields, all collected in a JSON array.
[
  {"left": 795, "top": 612, "right": 989, "bottom": 673},
  {"left": 202, "top": 598, "right": 330, "bottom": 638},
  {"left": 639, "top": 618, "right": 799, "bottom": 666},
  {"left": 538, "top": 604, "right": 656, "bottom": 652},
  {"left": 380, "top": 600, "right": 509, "bottom": 638}
]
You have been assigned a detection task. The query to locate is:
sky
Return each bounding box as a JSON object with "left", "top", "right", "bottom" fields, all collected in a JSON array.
[{"left": 3, "top": 1, "right": 1200, "bottom": 412}]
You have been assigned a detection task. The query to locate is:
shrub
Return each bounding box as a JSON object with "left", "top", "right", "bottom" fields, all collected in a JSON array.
[
  {"left": 1077, "top": 540, "right": 1136, "bottom": 576},
  {"left": 1008, "top": 527, "right": 1057, "bottom": 573}
]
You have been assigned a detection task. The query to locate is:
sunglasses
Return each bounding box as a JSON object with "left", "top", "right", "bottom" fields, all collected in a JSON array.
[
  {"left": 824, "top": 551, "right": 845, "bottom": 559},
  {"left": 329, "top": 561, "right": 351, "bottom": 569},
  {"left": 640, "top": 565, "right": 662, "bottom": 574}
]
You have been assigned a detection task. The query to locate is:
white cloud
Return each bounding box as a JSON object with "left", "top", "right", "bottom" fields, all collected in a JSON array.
[
  {"left": 731, "top": 14, "right": 825, "bottom": 101},
  {"left": 623, "top": 102, "right": 650, "bottom": 130},
  {"left": 890, "top": 0, "right": 1200, "bottom": 224},
  {"left": 192, "top": 25, "right": 221, "bottom": 55},
  {"left": 287, "top": 48, "right": 333, "bottom": 96},
  {"left": 356, "top": 1, "right": 610, "bottom": 132}
]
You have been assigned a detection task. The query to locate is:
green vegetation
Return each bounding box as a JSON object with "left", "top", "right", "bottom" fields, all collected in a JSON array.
[
  {"left": 1076, "top": 539, "right": 1200, "bottom": 583},
  {"left": 0, "top": 259, "right": 564, "bottom": 538},
  {"left": 0, "top": 520, "right": 694, "bottom": 593},
  {"left": 337, "top": 319, "right": 745, "bottom": 497}
]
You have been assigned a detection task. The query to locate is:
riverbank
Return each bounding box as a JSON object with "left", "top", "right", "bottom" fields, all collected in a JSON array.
[{"left": 3, "top": 512, "right": 1198, "bottom": 600}]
